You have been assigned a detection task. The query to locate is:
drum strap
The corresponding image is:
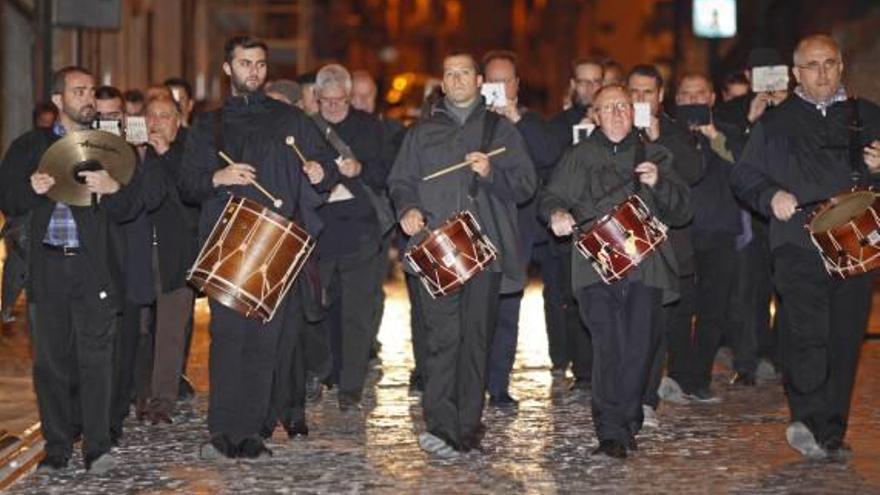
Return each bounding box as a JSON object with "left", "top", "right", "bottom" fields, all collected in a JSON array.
[
  {"left": 310, "top": 113, "right": 357, "bottom": 161},
  {"left": 847, "top": 97, "right": 868, "bottom": 183},
  {"left": 212, "top": 109, "right": 227, "bottom": 169},
  {"left": 468, "top": 110, "right": 501, "bottom": 198}
]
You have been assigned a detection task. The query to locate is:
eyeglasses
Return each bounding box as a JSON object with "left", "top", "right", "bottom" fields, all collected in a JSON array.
[
  {"left": 797, "top": 59, "right": 841, "bottom": 73},
  {"left": 318, "top": 95, "right": 349, "bottom": 107},
  {"left": 596, "top": 101, "right": 632, "bottom": 115},
  {"left": 574, "top": 78, "right": 602, "bottom": 87}
]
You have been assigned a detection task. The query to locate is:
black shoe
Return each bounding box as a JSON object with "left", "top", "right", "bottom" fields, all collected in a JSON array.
[
  {"left": 730, "top": 371, "right": 757, "bottom": 386},
  {"left": 408, "top": 370, "right": 424, "bottom": 394},
  {"left": 822, "top": 438, "right": 853, "bottom": 459},
  {"left": 110, "top": 425, "right": 123, "bottom": 447},
  {"left": 178, "top": 375, "right": 196, "bottom": 401},
  {"left": 626, "top": 436, "right": 638, "bottom": 453},
  {"left": 338, "top": 394, "right": 362, "bottom": 412},
  {"left": 238, "top": 437, "right": 273, "bottom": 459},
  {"left": 591, "top": 439, "right": 627, "bottom": 459},
  {"left": 569, "top": 378, "right": 591, "bottom": 393},
  {"left": 682, "top": 388, "right": 722, "bottom": 404},
  {"left": 200, "top": 434, "right": 238, "bottom": 460},
  {"left": 488, "top": 393, "right": 519, "bottom": 408},
  {"left": 550, "top": 365, "right": 567, "bottom": 377},
  {"left": 306, "top": 373, "right": 323, "bottom": 402},
  {"left": 285, "top": 420, "right": 309, "bottom": 438},
  {"left": 37, "top": 453, "right": 69, "bottom": 472}
]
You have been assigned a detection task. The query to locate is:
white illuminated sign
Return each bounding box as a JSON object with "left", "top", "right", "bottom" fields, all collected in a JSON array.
[{"left": 693, "top": 0, "right": 737, "bottom": 38}]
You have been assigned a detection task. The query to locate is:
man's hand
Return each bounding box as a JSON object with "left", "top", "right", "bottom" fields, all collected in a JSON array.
[
  {"left": 748, "top": 92, "right": 773, "bottom": 124},
  {"left": 400, "top": 208, "right": 425, "bottom": 236},
  {"left": 550, "top": 209, "right": 576, "bottom": 237},
  {"left": 467, "top": 151, "right": 491, "bottom": 178},
  {"left": 338, "top": 158, "right": 362, "bottom": 178},
  {"left": 303, "top": 160, "right": 325, "bottom": 185},
  {"left": 30, "top": 172, "right": 55, "bottom": 195},
  {"left": 864, "top": 140, "right": 880, "bottom": 172},
  {"left": 696, "top": 122, "right": 720, "bottom": 140},
  {"left": 78, "top": 170, "right": 120, "bottom": 195},
  {"left": 771, "top": 190, "right": 798, "bottom": 221},
  {"left": 635, "top": 161, "right": 659, "bottom": 188},
  {"left": 212, "top": 162, "right": 256, "bottom": 187},
  {"left": 490, "top": 98, "right": 521, "bottom": 123},
  {"left": 148, "top": 132, "right": 171, "bottom": 156}
]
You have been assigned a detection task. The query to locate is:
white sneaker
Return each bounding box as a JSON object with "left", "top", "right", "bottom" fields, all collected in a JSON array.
[
  {"left": 642, "top": 405, "right": 659, "bottom": 429},
  {"left": 658, "top": 377, "right": 689, "bottom": 405},
  {"left": 785, "top": 422, "right": 827, "bottom": 459},
  {"left": 418, "top": 432, "right": 461, "bottom": 459}
]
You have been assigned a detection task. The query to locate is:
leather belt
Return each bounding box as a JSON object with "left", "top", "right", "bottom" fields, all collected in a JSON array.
[{"left": 42, "top": 243, "right": 80, "bottom": 256}]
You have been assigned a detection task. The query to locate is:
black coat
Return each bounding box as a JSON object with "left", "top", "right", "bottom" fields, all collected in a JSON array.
[
  {"left": 731, "top": 94, "right": 880, "bottom": 251},
  {"left": 388, "top": 100, "right": 537, "bottom": 293},
  {"left": 107, "top": 129, "right": 200, "bottom": 302},
  {"left": 0, "top": 128, "right": 132, "bottom": 312},
  {"left": 538, "top": 130, "right": 692, "bottom": 303}
]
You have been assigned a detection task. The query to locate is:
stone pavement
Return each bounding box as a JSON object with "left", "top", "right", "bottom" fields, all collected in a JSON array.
[{"left": 4, "top": 283, "right": 880, "bottom": 494}]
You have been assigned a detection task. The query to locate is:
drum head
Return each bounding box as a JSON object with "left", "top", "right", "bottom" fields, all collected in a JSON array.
[{"left": 810, "top": 190, "right": 878, "bottom": 233}]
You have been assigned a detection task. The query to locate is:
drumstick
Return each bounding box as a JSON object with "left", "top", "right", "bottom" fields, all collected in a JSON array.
[
  {"left": 284, "top": 136, "right": 309, "bottom": 164},
  {"left": 217, "top": 151, "right": 284, "bottom": 208},
  {"left": 421, "top": 147, "right": 507, "bottom": 181}
]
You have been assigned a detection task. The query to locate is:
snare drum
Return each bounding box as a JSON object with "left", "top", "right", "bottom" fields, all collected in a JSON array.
[
  {"left": 575, "top": 195, "right": 668, "bottom": 283},
  {"left": 807, "top": 189, "right": 880, "bottom": 278},
  {"left": 187, "top": 196, "right": 315, "bottom": 322},
  {"left": 405, "top": 211, "right": 498, "bottom": 298}
]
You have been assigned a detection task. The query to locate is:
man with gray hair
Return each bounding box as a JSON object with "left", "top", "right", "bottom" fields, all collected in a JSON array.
[
  {"left": 312, "top": 63, "right": 393, "bottom": 412},
  {"left": 732, "top": 34, "right": 880, "bottom": 459}
]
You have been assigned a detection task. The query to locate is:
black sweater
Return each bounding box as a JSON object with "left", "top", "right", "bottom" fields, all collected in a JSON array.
[{"left": 731, "top": 94, "right": 880, "bottom": 251}]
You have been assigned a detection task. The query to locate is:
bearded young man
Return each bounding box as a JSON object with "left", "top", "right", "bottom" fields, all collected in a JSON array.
[{"left": 179, "top": 36, "right": 338, "bottom": 460}]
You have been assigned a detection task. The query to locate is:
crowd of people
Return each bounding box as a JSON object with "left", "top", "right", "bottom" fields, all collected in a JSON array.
[{"left": 0, "top": 32, "right": 878, "bottom": 474}]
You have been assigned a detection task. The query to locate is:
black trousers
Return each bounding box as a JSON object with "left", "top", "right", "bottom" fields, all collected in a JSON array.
[
  {"left": 578, "top": 279, "right": 662, "bottom": 443},
  {"left": 486, "top": 291, "right": 522, "bottom": 398},
  {"left": 560, "top": 251, "right": 592, "bottom": 381},
  {"left": 532, "top": 241, "right": 569, "bottom": 369},
  {"left": 321, "top": 244, "right": 383, "bottom": 401},
  {"left": 773, "top": 245, "right": 871, "bottom": 446},
  {"left": 644, "top": 274, "right": 696, "bottom": 408},
  {"left": 207, "top": 298, "right": 284, "bottom": 444},
  {"left": 738, "top": 222, "right": 778, "bottom": 366},
  {"left": 31, "top": 252, "right": 114, "bottom": 459},
  {"left": 1, "top": 235, "right": 27, "bottom": 315},
  {"left": 419, "top": 270, "right": 501, "bottom": 451},
  {"left": 112, "top": 301, "right": 153, "bottom": 433},
  {"left": 686, "top": 234, "right": 739, "bottom": 391},
  {"left": 406, "top": 273, "right": 428, "bottom": 380},
  {"left": 265, "top": 285, "right": 312, "bottom": 430}
]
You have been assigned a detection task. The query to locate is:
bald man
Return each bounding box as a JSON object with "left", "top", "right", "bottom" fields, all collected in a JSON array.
[{"left": 732, "top": 34, "right": 880, "bottom": 459}]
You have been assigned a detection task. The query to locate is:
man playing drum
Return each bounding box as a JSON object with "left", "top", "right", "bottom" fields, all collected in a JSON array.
[
  {"left": 732, "top": 33, "right": 880, "bottom": 459},
  {"left": 388, "top": 52, "right": 536, "bottom": 459},
  {"left": 179, "top": 36, "right": 337, "bottom": 460},
  {"left": 539, "top": 84, "right": 691, "bottom": 459}
]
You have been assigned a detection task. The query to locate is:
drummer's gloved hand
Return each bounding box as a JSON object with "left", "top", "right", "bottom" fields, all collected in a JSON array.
[
  {"left": 865, "top": 140, "right": 880, "bottom": 172},
  {"left": 30, "top": 172, "right": 56, "bottom": 195},
  {"left": 550, "top": 209, "right": 576, "bottom": 237},
  {"left": 400, "top": 208, "right": 425, "bottom": 236},
  {"left": 467, "top": 152, "right": 491, "bottom": 178},
  {"left": 79, "top": 170, "right": 120, "bottom": 195},
  {"left": 213, "top": 162, "right": 256, "bottom": 187},
  {"left": 303, "top": 161, "right": 325, "bottom": 185},
  {"left": 771, "top": 190, "right": 798, "bottom": 221}
]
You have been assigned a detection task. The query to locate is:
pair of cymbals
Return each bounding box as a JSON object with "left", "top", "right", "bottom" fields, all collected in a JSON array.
[{"left": 37, "top": 130, "right": 136, "bottom": 206}]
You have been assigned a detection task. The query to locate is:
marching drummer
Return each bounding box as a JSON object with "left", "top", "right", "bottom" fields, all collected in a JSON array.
[
  {"left": 538, "top": 84, "right": 691, "bottom": 459},
  {"left": 178, "top": 36, "right": 337, "bottom": 461},
  {"left": 731, "top": 33, "right": 880, "bottom": 459},
  {"left": 387, "top": 52, "right": 536, "bottom": 459}
]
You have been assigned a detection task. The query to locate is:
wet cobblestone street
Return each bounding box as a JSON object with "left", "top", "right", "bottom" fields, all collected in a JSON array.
[{"left": 4, "top": 282, "right": 880, "bottom": 494}]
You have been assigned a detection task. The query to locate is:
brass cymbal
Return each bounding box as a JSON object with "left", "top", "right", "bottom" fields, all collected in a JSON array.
[{"left": 37, "top": 130, "right": 136, "bottom": 207}]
